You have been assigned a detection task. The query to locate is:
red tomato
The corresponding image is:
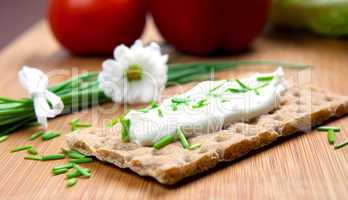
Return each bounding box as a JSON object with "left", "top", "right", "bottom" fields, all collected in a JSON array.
[
  {"left": 48, "top": 0, "right": 147, "bottom": 55},
  {"left": 149, "top": 0, "right": 271, "bottom": 55}
]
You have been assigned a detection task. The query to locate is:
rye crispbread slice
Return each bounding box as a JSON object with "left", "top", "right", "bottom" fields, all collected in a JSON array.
[{"left": 66, "top": 86, "right": 348, "bottom": 185}]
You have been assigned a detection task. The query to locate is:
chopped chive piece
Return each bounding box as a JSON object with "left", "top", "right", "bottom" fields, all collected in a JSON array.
[
  {"left": 11, "top": 145, "right": 32, "bottom": 153},
  {"left": 42, "top": 154, "right": 65, "bottom": 161},
  {"left": 192, "top": 99, "right": 207, "bottom": 109},
  {"left": 150, "top": 101, "right": 159, "bottom": 109},
  {"left": 235, "top": 79, "right": 251, "bottom": 90},
  {"left": 176, "top": 128, "right": 190, "bottom": 149},
  {"left": 24, "top": 156, "right": 42, "bottom": 160},
  {"left": 42, "top": 131, "right": 61, "bottom": 141},
  {"left": 334, "top": 139, "right": 348, "bottom": 150},
  {"left": 107, "top": 117, "right": 119, "bottom": 128},
  {"left": 119, "top": 117, "right": 130, "bottom": 142},
  {"left": 254, "top": 89, "right": 260, "bottom": 96},
  {"left": 70, "top": 118, "right": 92, "bottom": 131},
  {"left": 208, "top": 82, "right": 225, "bottom": 93},
  {"left": 66, "top": 170, "right": 81, "bottom": 179},
  {"left": 67, "top": 152, "right": 86, "bottom": 159},
  {"left": 27, "top": 148, "right": 38, "bottom": 155},
  {"left": 158, "top": 108, "right": 163, "bottom": 117},
  {"left": 188, "top": 143, "right": 201, "bottom": 150},
  {"left": 53, "top": 163, "right": 75, "bottom": 171},
  {"left": 75, "top": 123, "right": 92, "bottom": 128},
  {"left": 67, "top": 178, "right": 77, "bottom": 187},
  {"left": 317, "top": 126, "right": 341, "bottom": 132},
  {"left": 171, "top": 103, "right": 178, "bottom": 111},
  {"left": 257, "top": 75, "right": 274, "bottom": 82},
  {"left": 69, "top": 157, "right": 93, "bottom": 164},
  {"left": 153, "top": 135, "right": 175, "bottom": 150},
  {"left": 52, "top": 168, "right": 69, "bottom": 175},
  {"left": 0, "top": 135, "right": 8, "bottom": 143},
  {"left": 254, "top": 82, "right": 270, "bottom": 90},
  {"left": 225, "top": 88, "right": 247, "bottom": 93},
  {"left": 69, "top": 118, "right": 79, "bottom": 126},
  {"left": 74, "top": 164, "right": 91, "bottom": 177},
  {"left": 30, "top": 131, "right": 44, "bottom": 141},
  {"left": 171, "top": 97, "right": 189, "bottom": 104},
  {"left": 327, "top": 129, "right": 336, "bottom": 145}
]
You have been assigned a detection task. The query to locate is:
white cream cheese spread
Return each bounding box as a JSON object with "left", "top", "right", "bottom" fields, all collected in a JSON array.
[{"left": 125, "top": 68, "right": 287, "bottom": 146}]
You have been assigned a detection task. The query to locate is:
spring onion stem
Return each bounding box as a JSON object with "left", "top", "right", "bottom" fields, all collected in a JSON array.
[
  {"left": 317, "top": 126, "right": 341, "bottom": 132},
  {"left": 153, "top": 135, "right": 175, "bottom": 150},
  {"left": 176, "top": 128, "right": 190, "bottom": 149},
  {"left": 30, "top": 131, "right": 45, "bottom": 141},
  {"left": 42, "top": 154, "right": 65, "bottom": 161},
  {"left": 334, "top": 139, "right": 348, "bottom": 150},
  {"left": 42, "top": 131, "right": 61, "bottom": 141},
  {"left": 24, "top": 156, "right": 42, "bottom": 161},
  {"left": 52, "top": 168, "right": 69, "bottom": 175},
  {"left": 69, "top": 157, "right": 93, "bottom": 164},
  {"left": 0, "top": 135, "right": 8, "bottom": 143},
  {"left": 67, "top": 178, "right": 77, "bottom": 187},
  {"left": 53, "top": 163, "right": 75, "bottom": 171},
  {"left": 11, "top": 145, "right": 32, "bottom": 153},
  {"left": 327, "top": 129, "right": 336, "bottom": 145}
]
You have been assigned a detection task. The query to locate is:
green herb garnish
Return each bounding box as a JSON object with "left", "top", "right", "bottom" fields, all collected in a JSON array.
[
  {"left": 188, "top": 143, "right": 201, "bottom": 150},
  {"left": 69, "top": 157, "right": 93, "bottom": 164},
  {"left": 158, "top": 109, "right": 163, "bottom": 117},
  {"left": 317, "top": 126, "right": 341, "bottom": 132},
  {"left": 235, "top": 79, "right": 252, "bottom": 90},
  {"left": 0, "top": 135, "right": 8, "bottom": 143},
  {"left": 153, "top": 135, "right": 175, "bottom": 150},
  {"left": 24, "top": 156, "right": 42, "bottom": 161},
  {"left": 52, "top": 168, "right": 69, "bottom": 176},
  {"left": 225, "top": 88, "right": 247, "bottom": 93},
  {"left": 176, "top": 128, "right": 190, "bottom": 149},
  {"left": 27, "top": 148, "right": 38, "bottom": 155},
  {"left": 42, "top": 131, "right": 61, "bottom": 141},
  {"left": 67, "top": 178, "right": 77, "bottom": 187},
  {"left": 30, "top": 131, "right": 44, "bottom": 141},
  {"left": 74, "top": 164, "right": 91, "bottom": 178},
  {"left": 171, "top": 97, "right": 190, "bottom": 104},
  {"left": 53, "top": 163, "right": 75, "bottom": 171},
  {"left": 192, "top": 99, "right": 208, "bottom": 109},
  {"left": 106, "top": 117, "right": 119, "bottom": 128},
  {"left": 327, "top": 129, "right": 336, "bottom": 145},
  {"left": 42, "top": 154, "right": 66, "bottom": 161},
  {"left": 119, "top": 117, "right": 130, "bottom": 142},
  {"left": 171, "top": 103, "right": 178, "bottom": 111},
  {"left": 257, "top": 75, "right": 274, "bottom": 82},
  {"left": 11, "top": 145, "right": 32, "bottom": 153},
  {"left": 69, "top": 118, "right": 92, "bottom": 131},
  {"left": 334, "top": 139, "right": 348, "bottom": 150},
  {"left": 61, "top": 148, "right": 86, "bottom": 159}
]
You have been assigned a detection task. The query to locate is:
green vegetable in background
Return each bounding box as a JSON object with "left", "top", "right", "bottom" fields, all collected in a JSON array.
[{"left": 271, "top": 0, "right": 348, "bottom": 36}]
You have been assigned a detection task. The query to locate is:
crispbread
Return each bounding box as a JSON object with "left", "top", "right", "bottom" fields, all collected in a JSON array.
[{"left": 66, "top": 86, "right": 348, "bottom": 185}]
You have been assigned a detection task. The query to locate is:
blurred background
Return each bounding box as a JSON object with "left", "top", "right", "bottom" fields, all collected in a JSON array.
[
  {"left": 1, "top": 0, "right": 348, "bottom": 55},
  {"left": 0, "top": 0, "right": 47, "bottom": 49}
]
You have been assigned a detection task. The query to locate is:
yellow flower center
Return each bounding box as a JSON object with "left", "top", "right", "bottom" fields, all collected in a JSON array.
[{"left": 126, "top": 64, "right": 143, "bottom": 82}]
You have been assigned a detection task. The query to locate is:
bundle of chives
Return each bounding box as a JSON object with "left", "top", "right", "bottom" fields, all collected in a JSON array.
[{"left": 0, "top": 60, "right": 309, "bottom": 135}]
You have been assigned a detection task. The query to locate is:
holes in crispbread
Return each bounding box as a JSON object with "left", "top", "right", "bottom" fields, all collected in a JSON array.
[
  {"left": 214, "top": 134, "right": 231, "bottom": 142},
  {"left": 198, "top": 146, "right": 208, "bottom": 154}
]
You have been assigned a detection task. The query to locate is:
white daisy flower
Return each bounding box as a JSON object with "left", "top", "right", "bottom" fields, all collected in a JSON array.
[{"left": 98, "top": 40, "right": 168, "bottom": 104}]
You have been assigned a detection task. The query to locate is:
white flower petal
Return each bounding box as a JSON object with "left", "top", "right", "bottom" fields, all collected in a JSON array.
[{"left": 99, "top": 40, "right": 168, "bottom": 104}]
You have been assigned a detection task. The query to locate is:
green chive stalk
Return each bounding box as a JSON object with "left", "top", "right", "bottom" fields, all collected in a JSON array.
[{"left": 0, "top": 60, "right": 309, "bottom": 135}]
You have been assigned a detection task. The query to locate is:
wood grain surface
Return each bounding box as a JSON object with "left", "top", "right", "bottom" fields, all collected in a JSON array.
[{"left": 0, "top": 19, "right": 348, "bottom": 200}]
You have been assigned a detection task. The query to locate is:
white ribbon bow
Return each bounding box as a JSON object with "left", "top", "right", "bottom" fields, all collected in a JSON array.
[{"left": 18, "top": 66, "right": 64, "bottom": 128}]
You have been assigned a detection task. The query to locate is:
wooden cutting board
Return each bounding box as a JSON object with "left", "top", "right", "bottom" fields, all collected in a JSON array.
[{"left": 0, "top": 19, "right": 348, "bottom": 199}]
